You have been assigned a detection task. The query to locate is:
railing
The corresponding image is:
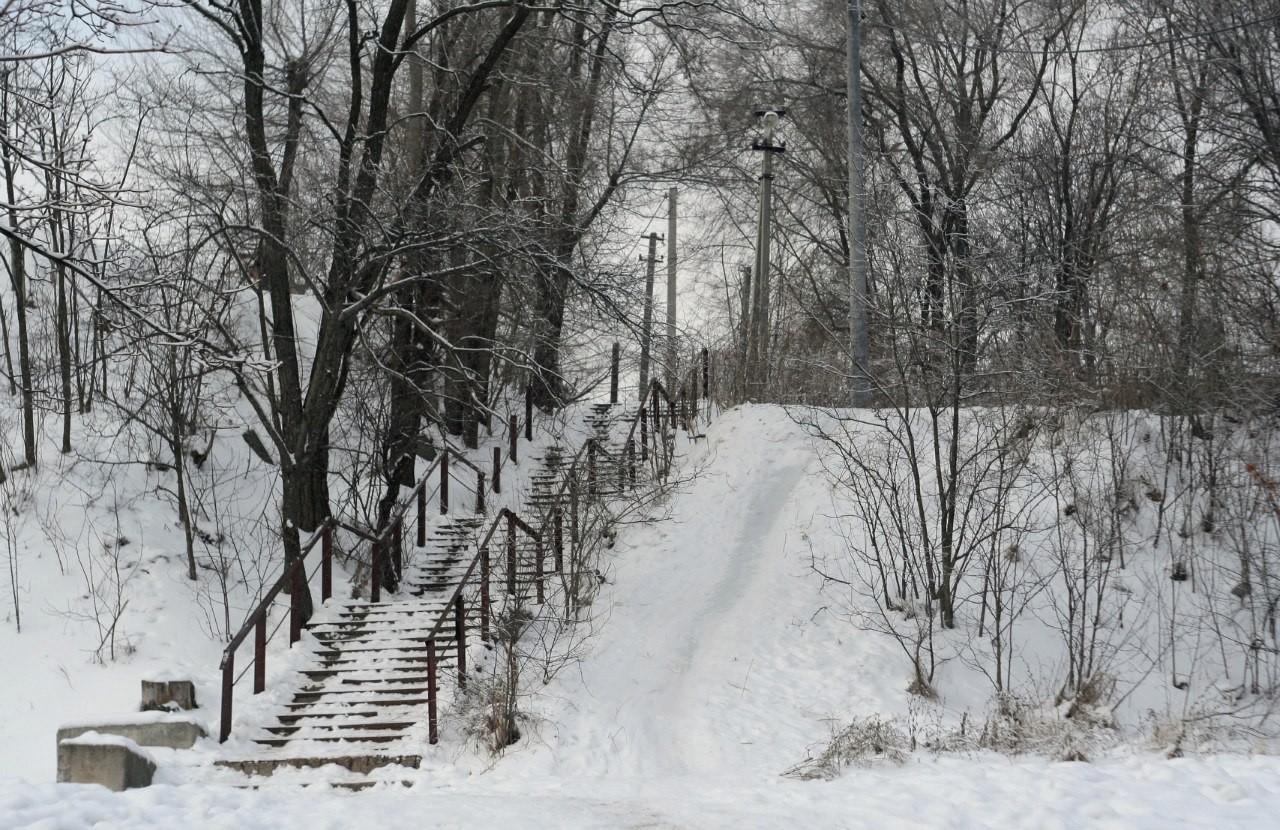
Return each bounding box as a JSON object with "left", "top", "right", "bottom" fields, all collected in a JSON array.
[
  {"left": 414, "top": 356, "right": 715, "bottom": 746},
  {"left": 217, "top": 421, "right": 534, "bottom": 742},
  {"left": 216, "top": 350, "right": 713, "bottom": 746},
  {"left": 404, "top": 369, "right": 717, "bottom": 743},
  {"left": 217, "top": 520, "right": 336, "bottom": 742}
]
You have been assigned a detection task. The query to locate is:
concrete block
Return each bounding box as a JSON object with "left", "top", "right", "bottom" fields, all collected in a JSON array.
[
  {"left": 57, "top": 713, "right": 207, "bottom": 752},
  {"left": 57, "top": 735, "right": 156, "bottom": 791},
  {"left": 141, "top": 679, "right": 198, "bottom": 711}
]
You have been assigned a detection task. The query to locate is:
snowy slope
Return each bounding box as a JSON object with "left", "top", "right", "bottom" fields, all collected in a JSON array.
[
  {"left": 4, "top": 404, "right": 1280, "bottom": 828},
  {"left": 505, "top": 404, "right": 907, "bottom": 779}
]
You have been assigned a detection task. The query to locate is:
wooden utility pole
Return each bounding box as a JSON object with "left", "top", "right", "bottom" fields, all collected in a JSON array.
[
  {"left": 666, "top": 187, "right": 677, "bottom": 390},
  {"left": 638, "top": 232, "right": 662, "bottom": 397}
]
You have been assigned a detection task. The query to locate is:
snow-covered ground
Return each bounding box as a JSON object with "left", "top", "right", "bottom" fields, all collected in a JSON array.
[
  {"left": 7, "top": 754, "right": 1280, "bottom": 829},
  {"left": 4, "top": 405, "right": 1280, "bottom": 828}
]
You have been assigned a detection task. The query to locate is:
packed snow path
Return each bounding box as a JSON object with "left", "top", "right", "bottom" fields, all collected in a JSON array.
[{"left": 535, "top": 411, "right": 816, "bottom": 777}]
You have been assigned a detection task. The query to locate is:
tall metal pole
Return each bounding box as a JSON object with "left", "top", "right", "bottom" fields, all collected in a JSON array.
[
  {"left": 666, "top": 187, "right": 678, "bottom": 390},
  {"left": 749, "top": 110, "right": 781, "bottom": 399},
  {"left": 848, "top": 0, "right": 871, "bottom": 407},
  {"left": 638, "top": 233, "right": 660, "bottom": 397}
]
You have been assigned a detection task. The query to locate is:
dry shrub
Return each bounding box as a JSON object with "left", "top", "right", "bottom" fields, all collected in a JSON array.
[
  {"left": 979, "top": 693, "right": 1118, "bottom": 761},
  {"left": 784, "top": 717, "right": 911, "bottom": 780}
]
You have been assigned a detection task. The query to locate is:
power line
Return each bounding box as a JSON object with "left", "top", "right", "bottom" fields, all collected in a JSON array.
[{"left": 868, "top": 11, "right": 1280, "bottom": 56}]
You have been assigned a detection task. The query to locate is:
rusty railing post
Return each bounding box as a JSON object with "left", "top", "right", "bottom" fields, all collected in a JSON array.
[
  {"left": 587, "top": 439, "right": 597, "bottom": 496},
  {"left": 440, "top": 451, "right": 449, "bottom": 515},
  {"left": 321, "top": 525, "right": 333, "bottom": 602},
  {"left": 702, "top": 347, "right": 709, "bottom": 400},
  {"left": 427, "top": 637, "right": 439, "bottom": 745},
  {"left": 570, "top": 477, "right": 579, "bottom": 545},
  {"left": 289, "top": 561, "right": 302, "bottom": 644},
  {"left": 610, "top": 342, "right": 620, "bottom": 404},
  {"left": 476, "top": 470, "right": 486, "bottom": 513},
  {"left": 506, "top": 511, "right": 517, "bottom": 596},
  {"left": 709, "top": 349, "right": 716, "bottom": 409},
  {"left": 509, "top": 414, "right": 518, "bottom": 464},
  {"left": 640, "top": 406, "right": 648, "bottom": 462},
  {"left": 525, "top": 384, "right": 534, "bottom": 441},
  {"left": 455, "top": 596, "right": 467, "bottom": 688},
  {"left": 690, "top": 366, "right": 699, "bottom": 422},
  {"left": 535, "top": 537, "right": 545, "bottom": 604},
  {"left": 417, "top": 483, "right": 426, "bottom": 547},
  {"left": 554, "top": 508, "right": 564, "bottom": 572},
  {"left": 393, "top": 518, "right": 403, "bottom": 582},
  {"left": 371, "top": 539, "right": 382, "bottom": 603},
  {"left": 480, "top": 545, "right": 491, "bottom": 642},
  {"left": 253, "top": 617, "right": 266, "bottom": 694},
  {"left": 492, "top": 446, "right": 502, "bottom": 493},
  {"left": 220, "top": 656, "right": 233, "bottom": 742}
]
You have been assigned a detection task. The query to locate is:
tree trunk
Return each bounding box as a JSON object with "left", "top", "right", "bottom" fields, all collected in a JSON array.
[{"left": 1, "top": 125, "right": 35, "bottom": 467}]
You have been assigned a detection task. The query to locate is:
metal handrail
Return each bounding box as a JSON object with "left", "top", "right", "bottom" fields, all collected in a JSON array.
[
  {"left": 216, "top": 358, "right": 712, "bottom": 746},
  {"left": 218, "top": 519, "right": 336, "bottom": 742},
  {"left": 410, "top": 359, "right": 715, "bottom": 745},
  {"left": 219, "top": 520, "right": 334, "bottom": 663}
]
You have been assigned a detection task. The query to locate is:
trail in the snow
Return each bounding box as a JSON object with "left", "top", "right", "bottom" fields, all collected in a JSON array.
[{"left": 524, "top": 407, "right": 853, "bottom": 780}]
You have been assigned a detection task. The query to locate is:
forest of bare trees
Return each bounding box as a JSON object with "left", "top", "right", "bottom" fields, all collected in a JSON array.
[{"left": 2, "top": 0, "right": 1280, "bottom": 748}]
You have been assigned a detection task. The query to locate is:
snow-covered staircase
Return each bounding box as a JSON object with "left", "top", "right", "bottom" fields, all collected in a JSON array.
[
  {"left": 213, "top": 400, "right": 649, "bottom": 783},
  {"left": 216, "top": 515, "right": 486, "bottom": 777}
]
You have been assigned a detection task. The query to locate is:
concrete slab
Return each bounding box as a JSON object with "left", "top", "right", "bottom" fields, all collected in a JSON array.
[
  {"left": 57, "top": 735, "right": 156, "bottom": 791},
  {"left": 57, "top": 712, "right": 207, "bottom": 751}
]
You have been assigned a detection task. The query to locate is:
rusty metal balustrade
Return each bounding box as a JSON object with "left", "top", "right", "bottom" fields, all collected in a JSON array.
[{"left": 217, "top": 352, "right": 715, "bottom": 746}]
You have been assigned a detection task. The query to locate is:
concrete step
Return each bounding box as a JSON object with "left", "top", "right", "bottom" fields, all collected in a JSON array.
[
  {"left": 215, "top": 753, "right": 422, "bottom": 778},
  {"left": 252, "top": 731, "right": 411, "bottom": 747}
]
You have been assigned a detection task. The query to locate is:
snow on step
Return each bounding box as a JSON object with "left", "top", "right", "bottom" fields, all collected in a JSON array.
[{"left": 213, "top": 402, "right": 636, "bottom": 781}]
